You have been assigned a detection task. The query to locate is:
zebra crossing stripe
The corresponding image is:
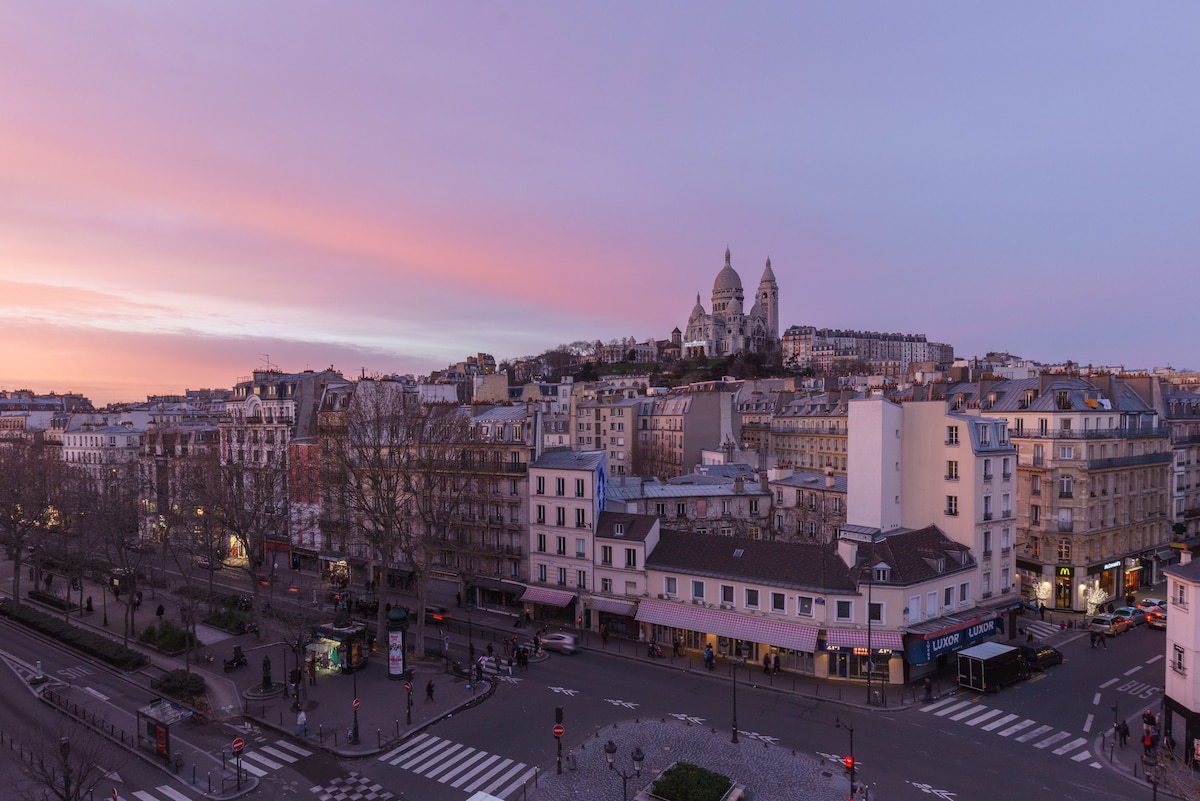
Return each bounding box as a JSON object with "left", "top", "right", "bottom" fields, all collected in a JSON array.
[
  {"left": 132, "top": 792, "right": 160, "bottom": 801},
  {"left": 243, "top": 751, "right": 286, "bottom": 770},
  {"left": 439, "top": 751, "right": 491, "bottom": 784},
  {"left": 238, "top": 759, "right": 268, "bottom": 777},
  {"left": 1053, "top": 737, "right": 1088, "bottom": 756},
  {"left": 462, "top": 758, "right": 515, "bottom": 793},
  {"left": 427, "top": 747, "right": 477, "bottom": 779},
  {"left": 274, "top": 740, "right": 313, "bottom": 757},
  {"left": 934, "top": 701, "right": 976, "bottom": 717},
  {"left": 950, "top": 705, "right": 988, "bottom": 722},
  {"left": 396, "top": 737, "right": 448, "bottom": 768},
  {"left": 1016, "top": 725, "right": 1053, "bottom": 743},
  {"left": 487, "top": 762, "right": 531, "bottom": 794},
  {"left": 1033, "top": 731, "right": 1071, "bottom": 749},
  {"left": 379, "top": 733, "right": 431, "bottom": 762},
  {"left": 261, "top": 745, "right": 299, "bottom": 763},
  {"left": 919, "top": 697, "right": 959, "bottom": 713},
  {"left": 450, "top": 755, "right": 502, "bottom": 788},
  {"left": 496, "top": 766, "right": 539, "bottom": 800},
  {"left": 981, "top": 713, "right": 1018, "bottom": 731},
  {"left": 411, "top": 742, "right": 467, "bottom": 774},
  {"left": 997, "top": 718, "right": 1036, "bottom": 737},
  {"left": 155, "top": 787, "right": 193, "bottom": 801},
  {"left": 964, "top": 709, "right": 1004, "bottom": 727}
]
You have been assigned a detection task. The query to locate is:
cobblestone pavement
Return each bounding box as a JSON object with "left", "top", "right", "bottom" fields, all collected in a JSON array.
[{"left": 526, "top": 719, "right": 846, "bottom": 801}]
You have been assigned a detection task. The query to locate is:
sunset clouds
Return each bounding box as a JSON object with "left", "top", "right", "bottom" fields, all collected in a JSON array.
[{"left": 1, "top": 4, "right": 1198, "bottom": 404}]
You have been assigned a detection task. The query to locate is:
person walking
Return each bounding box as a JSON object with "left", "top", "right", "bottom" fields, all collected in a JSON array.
[
  {"left": 762, "top": 653, "right": 771, "bottom": 674},
  {"left": 1100, "top": 630, "right": 1108, "bottom": 649},
  {"left": 1144, "top": 709, "right": 1157, "bottom": 734},
  {"left": 1038, "top": 602, "right": 1046, "bottom": 621},
  {"left": 1118, "top": 720, "right": 1130, "bottom": 748},
  {"left": 600, "top": 624, "right": 608, "bottom": 644},
  {"left": 156, "top": 604, "right": 165, "bottom": 623},
  {"left": 295, "top": 709, "right": 307, "bottom": 737},
  {"left": 704, "top": 644, "right": 714, "bottom": 672},
  {"left": 426, "top": 680, "right": 435, "bottom": 702},
  {"left": 772, "top": 653, "right": 781, "bottom": 675}
]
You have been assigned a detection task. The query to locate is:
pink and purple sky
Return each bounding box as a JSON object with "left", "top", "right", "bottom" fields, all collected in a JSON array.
[{"left": 2, "top": 4, "right": 1198, "bottom": 406}]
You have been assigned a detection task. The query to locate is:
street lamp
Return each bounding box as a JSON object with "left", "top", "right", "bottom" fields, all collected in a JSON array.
[
  {"left": 836, "top": 717, "right": 856, "bottom": 800},
  {"left": 60, "top": 737, "right": 71, "bottom": 801},
  {"left": 603, "top": 740, "right": 645, "bottom": 801},
  {"left": 732, "top": 642, "right": 749, "bottom": 743},
  {"left": 350, "top": 664, "right": 359, "bottom": 745}
]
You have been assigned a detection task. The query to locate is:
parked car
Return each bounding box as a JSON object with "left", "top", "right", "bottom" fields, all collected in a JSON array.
[
  {"left": 1137, "top": 598, "right": 1167, "bottom": 612},
  {"left": 1091, "top": 614, "right": 1129, "bottom": 635},
  {"left": 1018, "top": 642, "right": 1064, "bottom": 671},
  {"left": 1147, "top": 608, "right": 1168, "bottom": 630},
  {"left": 1113, "top": 606, "right": 1147, "bottom": 627},
  {"left": 539, "top": 632, "right": 579, "bottom": 654}
]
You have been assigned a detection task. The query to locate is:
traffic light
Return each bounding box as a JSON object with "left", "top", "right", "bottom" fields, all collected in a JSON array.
[
  {"left": 555, "top": 706, "right": 564, "bottom": 725},
  {"left": 842, "top": 755, "right": 854, "bottom": 774}
]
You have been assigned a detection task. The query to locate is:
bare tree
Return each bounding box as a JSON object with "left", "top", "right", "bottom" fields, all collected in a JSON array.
[
  {"left": 0, "top": 441, "right": 69, "bottom": 613},
  {"left": 17, "top": 720, "right": 126, "bottom": 801},
  {"left": 88, "top": 463, "right": 144, "bottom": 649}
]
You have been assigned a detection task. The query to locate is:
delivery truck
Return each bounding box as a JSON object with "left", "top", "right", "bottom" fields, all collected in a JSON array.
[{"left": 956, "top": 642, "right": 1027, "bottom": 693}]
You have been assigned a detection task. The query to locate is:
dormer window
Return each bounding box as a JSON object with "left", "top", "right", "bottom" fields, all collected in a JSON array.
[
  {"left": 614, "top": 522, "right": 625, "bottom": 535},
  {"left": 873, "top": 567, "right": 890, "bottom": 582}
]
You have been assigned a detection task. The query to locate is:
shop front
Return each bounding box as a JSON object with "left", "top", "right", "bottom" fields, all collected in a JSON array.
[
  {"left": 1016, "top": 558, "right": 1043, "bottom": 603},
  {"left": 1087, "top": 560, "right": 1122, "bottom": 605},
  {"left": 1054, "top": 565, "right": 1074, "bottom": 609},
  {"left": 819, "top": 629, "right": 904, "bottom": 685},
  {"left": 472, "top": 576, "right": 524, "bottom": 614},
  {"left": 903, "top": 612, "right": 1000, "bottom": 680},
  {"left": 584, "top": 595, "right": 638, "bottom": 639},
  {"left": 310, "top": 620, "right": 368, "bottom": 676},
  {"left": 634, "top": 598, "right": 818, "bottom": 676},
  {"left": 518, "top": 585, "right": 577, "bottom": 626},
  {"left": 1121, "top": 556, "right": 1142, "bottom": 596}
]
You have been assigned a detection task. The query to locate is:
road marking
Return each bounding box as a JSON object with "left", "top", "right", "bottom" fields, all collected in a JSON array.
[
  {"left": 1099, "top": 678, "right": 1118, "bottom": 689},
  {"left": 998, "top": 719, "right": 1037, "bottom": 737},
  {"left": 963, "top": 709, "right": 1003, "bottom": 727},
  {"left": 934, "top": 701, "right": 975, "bottom": 717},
  {"left": 1083, "top": 713, "right": 1094, "bottom": 732},
  {"left": 396, "top": 738, "right": 447, "bottom": 769},
  {"left": 1092, "top": 692, "right": 1102, "bottom": 705},
  {"left": 379, "top": 733, "right": 430, "bottom": 762},
  {"left": 244, "top": 751, "right": 286, "bottom": 770},
  {"left": 1147, "top": 655, "right": 1163, "bottom": 664},
  {"left": 919, "top": 697, "right": 959, "bottom": 714},
  {"left": 1053, "top": 737, "right": 1088, "bottom": 756},
  {"left": 981, "top": 713, "right": 1018, "bottom": 732},
  {"left": 449, "top": 755, "right": 500, "bottom": 787},
  {"left": 496, "top": 766, "right": 538, "bottom": 800},
  {"left": 1016, "top": 724, "right": 1053, "bottom": 743},
  {"left": 156, "top": 786, "right": 194, "bottom": 801},
  {"left": 437, "top": 750, "right": 488, "bottom": 783},
  {"left": 548, "top": 687, "right": 579, "bottom": 696},
  {"left": 461, "top": 758, "right": 514, "bottom": 793},
  {"left": 1124, "top": 666, "right": 1143, "bottom": 676},
  {"left": 1033, "top": 731, "right": 1071, "bottom": 749},
  {"left": 238, "top": 760, "right": 268, "bottom": 777},
  {"left": 426, "top": 747, "right": 476, "bottom": 779},
  {"left": 1072, "top": 751, "right": 1094, "bottom": 762},
  {"left": 261, "top": 745, "right": 299, "bottom": 763},
  {"left": 83, "top": 686, "right": 110, "bottom": 701},
  {"left": 132, "top": 792, "right": 160, "bottom": 801},
  {"left": 949, "top": 704, "right": 990, "bottom": 722},
  {"left": 410, "top": 742, "right": 466, "bottom": 774},
  {"left": 274, "top": 741, "right": 313, "bottom": 757},
  {"left": 605, "top": 699, "right": 639, "bottom": 709}
]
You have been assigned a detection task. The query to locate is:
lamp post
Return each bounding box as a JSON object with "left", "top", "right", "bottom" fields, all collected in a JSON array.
[
  {"left": 836, "top": 717, "right": 856, "bottom": 800},
  {"left": 732, "top": 642, "right": 748, "bottom": 744},
  {"left": 60, "top": 737, "right": 71, "bottom": 801},
  {"left": 866, "top": 567, "right": 874, "bottom": 706},
  {"left": 603, "top": 740, "right": 645, "bottom": 801},
  {"left": 350, "top": 664, "right": 359, "bottom": 745}
]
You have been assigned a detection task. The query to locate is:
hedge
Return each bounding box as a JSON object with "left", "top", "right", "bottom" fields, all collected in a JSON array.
[
  {"left": 140, "top": 620, "right": 200, "bottom": 654},
  {"left": 28, "top": 589, "right": 78, "bottom": 611},
  {"left": 0, "top": 598, "right": 149, "bottom": 672},
  {"left": 652, "top": 762, "right": 733, "bottom": 801},
  {"left": 151, "top": 669, "right": 207, "bottom": 701}
]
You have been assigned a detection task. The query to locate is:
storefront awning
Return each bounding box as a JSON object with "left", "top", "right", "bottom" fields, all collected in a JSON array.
[
  {"left": 902, "top": 611, "right": 999, "bottom": 666},
  {"left": 824, "top": 629, "right": 903, "bottom": 650},
  {"left": 635, "top": 599, "right": 818, "bottom": 653},
  {"left": 1155, "top": 549, "right": 1177, "bottom": 561},
  {"left": 519, "top": 586, "right": 576, "bottom": 607},
  {"left": 474, "top": 576, "right": 523, "bottom": 593},
  {"left": 586, "top": 596, "right": 638, "bottom": 616}
]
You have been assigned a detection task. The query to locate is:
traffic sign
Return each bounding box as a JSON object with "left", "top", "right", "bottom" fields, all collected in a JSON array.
[
  {"left": 404, "top": 681, "right": 412, "bottom": 693},
  {"left": 353, "top": 698, "right": 361, "bottom": 710},
  {"left": 111, "top": 790, "right": 118, "bottom": 801},
  {"left": 552, "top": 724, "right": 565, "bottom": 738},
  {"left": 231, "top": 737, "right": 245, "bottom": 753}
]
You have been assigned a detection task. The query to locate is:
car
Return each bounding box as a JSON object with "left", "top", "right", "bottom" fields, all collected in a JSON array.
[
  {"left": 1113, "top": 606, "right": 1147, "bottom": 627},
  {"left": 1137, "top": 598, "right": 1167, "bottom": 612},
  {"left": 1018, "top": 642, "right": 1064, "bottom": 671},
  {"left": 538, "top": 632, "right": 579, "bottom": 654},
  {"left": 1147, "top": 608, "right": 1168, "bottom": 630},
  {"left": 424, "top": 605, "right": 450, "bottom": 625},
  {"left": 1091, "top": 614, "right": 1129, "bottom": 635}
]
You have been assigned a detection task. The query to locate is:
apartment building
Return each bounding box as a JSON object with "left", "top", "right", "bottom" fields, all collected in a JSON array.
[
  {"left": 770, "top": 390, "right": 858, "bottom": 474},
  {"left": 637, "top": 384, "right": 738, "bottom": 479},
  {"left": 606, "top": 469, "right": 772, "bottom": 539},
  {"left": 766, "top": 467, "right": 848, "bottom": 543},
  {"left": 1162, "top": 552, "right": 1200, "bottom": 759}
]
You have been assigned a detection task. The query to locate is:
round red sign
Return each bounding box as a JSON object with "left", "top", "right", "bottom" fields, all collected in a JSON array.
[
  {"left": 404, "top": 681, "right": 412, "bottom": 693},
  {"left": 231, "top": 737, "right": 245, "bottom": 752},
  {"left": 552, "top": 724, "right": 565, "bottom": 738},
  {"left": 353, "top": 698, "right": 361, "bottom": 710}
]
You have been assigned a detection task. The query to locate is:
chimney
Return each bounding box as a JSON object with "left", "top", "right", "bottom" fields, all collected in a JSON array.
[
  {"left": 836, "top": 534, "right": 857, "bottom": 569},
  {"left": 826, "top": 469, "right": 835, "bottom": 489},
  {"left": 1182, "top": 551, "right": 1193, "bottom": 566},
  {"left": 734, "top": 476, "right": 744, "bottom": 494}
]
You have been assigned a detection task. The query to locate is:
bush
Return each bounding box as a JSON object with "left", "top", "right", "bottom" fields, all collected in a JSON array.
[
  {"left": 0, "top": 598, "right": 149, "bottom": 672},
  {"left": 28, "top": 589, "right": 77, "bottom": 611},
  {"left": 652, "top": 762, "right": 732, "bottom": 801},
  {"left": 140, "top": 620, "right": 199, "bottom": 654},
  {"left": 203, "top": 606, "right": 249, "bottom": 633},
  {"left": 152, "top": 669, "right": 206, "bottom": 701}
]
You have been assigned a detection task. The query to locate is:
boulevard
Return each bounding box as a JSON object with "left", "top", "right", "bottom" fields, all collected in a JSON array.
[{"left": 0, "top": 556, "right": 1172, "bottom": 801}]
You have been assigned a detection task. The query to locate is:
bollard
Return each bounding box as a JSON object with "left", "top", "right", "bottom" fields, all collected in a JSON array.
[
  {"left": 377, "top": 729, "right": 381, "bottom": 748},
  {"left": 319, "top": 724, "right": 324, "bottom": 744},
  {"left": 395, "top": 720, "right": 400, "bottom": 738},
  {"left": 208, "top": 772, "right": 212, "bottom": 794}
]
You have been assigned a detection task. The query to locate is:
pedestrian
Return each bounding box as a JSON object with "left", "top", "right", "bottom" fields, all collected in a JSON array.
[
  {"left": 1100, "top": 630, "right": 1108, "bottom": 649},
  {"left": 502, "top": 637, "right": 511, "bottom": 657},
  {"left": 1026, "top": 630, "right": 1034, "bottom": 643},
  {"left": 85, "top": 596, "right": 93, "bottom": 613},
  {"left": 487, "top": 643, "right": 494, "bottom": 658},
  {"left": 763, "top": 653, "right": 771, "bottom": 674},
  {"left": 923, "top": 677, "right": 933, "bottom": 702},
  {"left": 704, "top": 644, "right": 714, "bottom": 671},
  {"left": 156, "top": 604, "right": 165, "bottom": 622},
  {"left": 134, "top": 590, "right": 143, "bottom": 611},
  {"left": 307, "top": 658, "right": 317, "bottom": 686},
  {"left": 426, "top": 680, "right": 435, "bottom": 702},
  {"left": 1038, "top": 602, "right": 1046, "bottom": 621},
  {"left": 1144, "top": 709, "right": 1156, "bottom": 734},
  {"left": 456, "top": 592, "right": 462, "bottom": 608},
  {"left": 443, "top": 635, "right": 450, "bottom": 655},
  {"left": 295, "top": 709, "right": 307, "bottom": 737},
  {"left": 773, "top": 654, "right": 781, "bottom": 675},
  {"left": 673, "top": 636, "right": 682, "bottom": 657},
  {"left": 1090, "top": 631, "right": 1098, "bottom": 649},
  {"left": 1119, "top": 720, "right": 1130, "bottom": 748},
  {"left": 600, "top": 624, "right": 608, "bottom": 644}
]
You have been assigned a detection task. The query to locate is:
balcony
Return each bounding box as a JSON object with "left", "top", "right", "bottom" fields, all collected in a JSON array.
[
  {"left": 983, "top": 512, "right": 993, "bottom": 521},
  {"left": 1010, "top": 426, "right": 1170, "bottom": 441},
  {"left": 1002, "top": 509, "right": 1012, "bottom": 518},
  {"left": 983, "top": 473, "right": 993, "bottom": 482},
  {"left": 1057, "top": 521, "right": 1074, "bottom": 533},
  {"left": 1002, "top": 472, "right": 1012, "bottom": 481},
  {"left": 945, "top": 509, "right": 959, "bottom": 517},
  {"left": 1059, "top": 491, "right": 1074, "bottom": 499}
]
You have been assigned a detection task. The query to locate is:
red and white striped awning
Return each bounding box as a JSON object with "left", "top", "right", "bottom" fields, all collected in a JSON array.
[
  {"left": 635, "top": 599, "right": 819, "bottom": 653},
  {"left": 519, "top": 586, "right": 576, "bottom": 607},
  {"left": 824, "top": 628, "right": 904, "bottom": 650}
]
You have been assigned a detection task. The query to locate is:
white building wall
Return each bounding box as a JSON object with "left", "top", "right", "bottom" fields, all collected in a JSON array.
[{"left": 847, "top": 398, "right": 903, "bottom": 530}]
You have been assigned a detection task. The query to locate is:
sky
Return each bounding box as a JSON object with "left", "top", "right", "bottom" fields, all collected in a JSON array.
[{"left": 2, "top": 3, "right": 1198, "bottom": 406}]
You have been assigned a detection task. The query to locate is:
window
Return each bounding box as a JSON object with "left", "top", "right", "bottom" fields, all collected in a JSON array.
[
  {"left": 557, "top": 567, "right": 567, "bottom": 585},
  {"left": 537, "top": 564, "right": 547, "bottom": 582},
  {"left": 1059, "top": 445, "right": 1073, "bottom": 460},
  {"left": 1059, "top": 475, "right": 1073, "bottom": 498},
  {"left": 676, "top": 502, "right": 686, "bottom": 518},
  {"left": 835, "top": 600, "right": 852, "bottom": 622},
  {"left": 536, "top": 476, "right": 545, "bottom": 495},
  {"left": 946, "top": 425, "right": 959, "bottom": 445},
  {"left": 833, "top": 497, "right": 842, "bottom": 513},
  {"left": 576, "top": 570, "right": 587, "bottom": 588},
  {"left": 983, "top": 530, "right": 992, "bottom": 555},
  {"left": 556, "top": 507, "right": 566, "bottom": 526},
  {"left": 1057, "top": 538, "right": 1070, "bottom": 562},
  {"left": 1174, "top": 582, "right": 1188, "bottom": 608},
  {"left": 602, "top": 578, "right": 612, "bottom": 593},
  {"left": 576, "top": 508, "right": 587, "bottom": 528},
  {"left": 721, "top": 585, "right": 735, "bottom": 604},
  {"left": 1174, "top": 644, "right": 1186, "bottom": 675},
  {"left": 1031, "top": 505, "right": 1041, "bottom": 525},
  {"left": 983, "top": 495, "right": 993, "bottom": 519},
  {"left": 1001, "top": 493, "right": 1011, "bottom": 518},
  {"left": 536, "top": 504, "right": 546, "bottom": 524},
  {"left": 983, "top": 458, "right": 993, "bottom": 480},
  {"left": 946, "top": 460, "right": 959, "bottom": 480},
  {"left": 556, "top": 536, "right": 566, "bottom": 555},
  {"left": 1000, "top": 568, "right": 1009, "bottom": 592},
  {"left": 600, "top": 545, "right": 612, "bottom": 565},
  {"left": 625, "top": 548, "right": 637, "bottom": 568},
  {"left": 555, "top": 477, "right": 565, "bottom": 496},
  {"left": 749, "top": 499, "right": 759, "bottom": 515},
  {"left": 771, "top": 592, "right": 786, "bottom": 613},
  {"left": 868, "top": 602, "right": 883, "bottom": 624},
  {"left": 537, "top": 533, "right": 546, "bottom": 553},
  {"left": 946, "top": 496, "right": 958, "bottom": 516},
  {"left": 745, "top": 588, "right": 760, "bottom": 608},
  {"left": 1002, "top": 457, "right": 1011, "bottom": 480},
  {"left": 959, "top": 582, "right": 970, "bottom": 604},
  {"left": 1001, "top": 528, "right": 1011, "bottom": 552},
  {"left": 576, "top": 538, "right": 586, "bottom": 558},
  {"left": 692, "top": 580, "right": 705, "bottom": 600},
  {"left": 664, "top": 577, "right": 677, "bottom": 597},
  {"left": 655, "top": 502, "right": 666, "bottom": 518},
  {"left": 797, "top": 595, "right": 814, "bottom": 617},
  {"left": 943, "top": 586, "right": 953, "bottom": 608},
  {"left": 575, "top": 478, "right": 585, "bottom": 498},
  {"left": 909, "top": 595, "right": 922, "bottom": 624},
  {"left": 722, "top": 500, "right": 732, "bottom": 516}
]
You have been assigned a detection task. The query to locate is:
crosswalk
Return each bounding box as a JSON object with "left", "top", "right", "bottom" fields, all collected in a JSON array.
[
  {"left": 377, "top": 733, "right": 536, "bottom": 800},
  {"left": 235, "top": 738, "right": 314, "bottom": 777},
  {"left": 1019, "top": 619, "right": 1061, "bottom": 641},
  {"left": 920, "top": 696, "right": 1101, "bottom": 767},
  {"left": 114, "top": 786, "right": 195, "bottom": 801}
]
